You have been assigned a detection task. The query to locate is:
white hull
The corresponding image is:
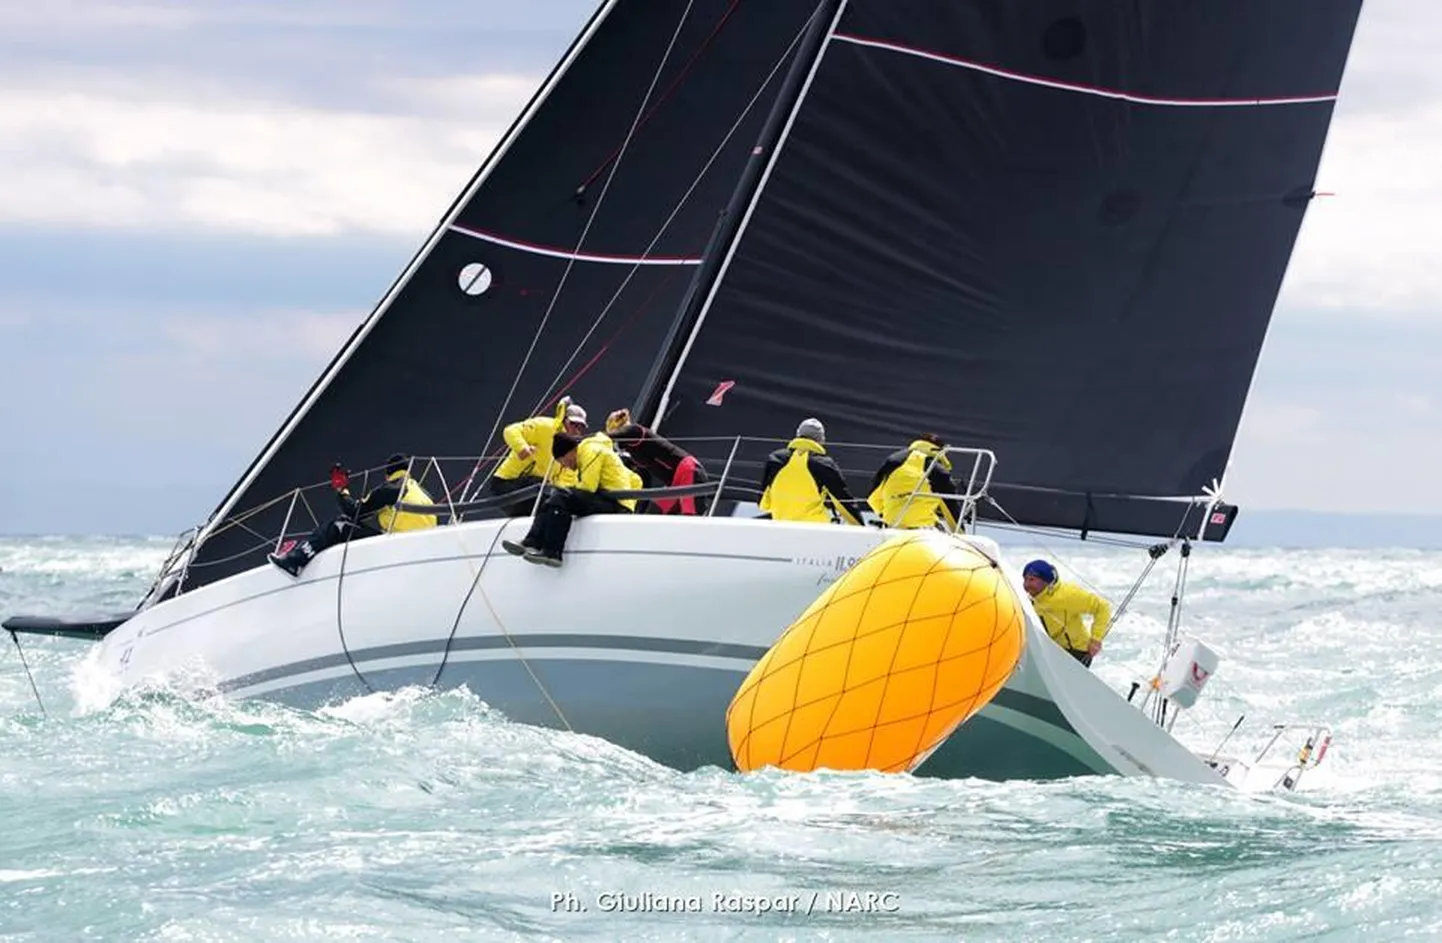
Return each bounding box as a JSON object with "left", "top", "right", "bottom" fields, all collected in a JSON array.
[{"left": 96, "top": 517, "right": 1226, "bottom": 786}]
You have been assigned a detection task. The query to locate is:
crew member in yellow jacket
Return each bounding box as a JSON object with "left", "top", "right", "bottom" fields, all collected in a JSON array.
[
  {"left": 757, "top": 418, "right": 866, "bottom": 525},
  {"left": 501, "top": 431, "right": 642, "bottom": 567},
  {"left": 488, "top": 397, "right": 587, "bottom": 516},
  {"left": 1021, "top": 559, "right": 1113, "bottom": 666},
  {"left": 269, "top": 453, "right": 437, "bottom": 577},
  {"left": 867, "top": 434, "right": 961, "bottom": 530}
]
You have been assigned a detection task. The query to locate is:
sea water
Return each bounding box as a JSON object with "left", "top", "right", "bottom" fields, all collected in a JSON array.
[{"left": 1, "top": 535, "right": 1439, "bottom": 941}]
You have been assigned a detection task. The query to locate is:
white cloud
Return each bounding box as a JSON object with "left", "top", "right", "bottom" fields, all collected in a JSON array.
[
  {"left": 1228, "top": 385, "right": 1442, "bottom": 513},
  {"left": 1276, "top": 4, "right": 1442, "bottom": 315},
  {"left": 0, "top": 1, "right": 195, "bottom": 29},
  {"left": 0, "top": 0, "right": 594, "bottom": 32},
  {"left": 0, "top": 73, "right": 536, "bottom": 237},
  {"left": 1, "top": 305, "right": 357, "bottom": 462},
  {"left": 1280, "top": 102, "right": 1442, "bottom": 314},
  {"left": 0, "top": 2, "right": 1435, "bottom": 317},
  {"left": 161, "top": 308, "right": 358, "bottom": 362}
]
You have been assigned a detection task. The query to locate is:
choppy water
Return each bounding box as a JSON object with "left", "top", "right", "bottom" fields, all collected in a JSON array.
[{"left": 1, "top": 534, "right": 1439, "bottom": 941}]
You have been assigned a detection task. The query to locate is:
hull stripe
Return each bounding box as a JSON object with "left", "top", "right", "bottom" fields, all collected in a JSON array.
[{"left": 217, "top": 632, "right": 1074, "bottom": 732}]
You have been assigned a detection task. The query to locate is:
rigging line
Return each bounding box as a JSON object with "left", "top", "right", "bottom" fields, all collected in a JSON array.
[
  {"left": 545, "top": 269, "right": 680, "bottom": 408},
  {"left": 980, "top": 520, "right": 1146, "bottom": 551},
  {"left": 979, "top": 495, "right": 1111, "bottom": 596},
  {"left": 459, "top": 1, "right": 700, "bottom": 508},
  {"left": 335, "top": 500, "right": 377, "bottom": 698},
  {"left": 576, "top": 0, "right": 743, "bottom": 195},
  {"left": 526, "top": 14, "right": 816, "bottom": 420},
  {"left": 7, "top": 630, "right": 47, "bottom": 717},
  {"left": 1108, "top": 542, "right": 1172, "bottom": 629},
  {"left": 427, "top": 520, "right": 507, "bottom": 688},
  {"left": 335, "top": 532, "right": 374, "bottom": 696},
  {"left": 438, "top": 522, "right": 574, "bottom": 732},
  {"left": 1151, "top": 543, "right": 1193, "bottom": 727}
]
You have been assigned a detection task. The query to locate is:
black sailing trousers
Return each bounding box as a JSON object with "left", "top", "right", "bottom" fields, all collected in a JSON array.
[
  {"left": 304, "top": 517, "right": 382, "bottom": 557},
  {"left": 489, "top": 475, "right": 540, "bottom": 517},
  {"left": 523, "top": 489, "right": 629, "bottom": 559}
]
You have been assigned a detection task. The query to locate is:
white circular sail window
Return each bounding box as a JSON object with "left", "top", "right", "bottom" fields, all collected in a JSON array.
[{"left": 458, "top": 262, "right": 493, "bottom": 296}]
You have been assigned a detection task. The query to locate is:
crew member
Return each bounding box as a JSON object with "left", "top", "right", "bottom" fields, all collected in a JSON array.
[
  {"left": 489, "top": 397, "right": 587, "bottom": 516},
  {"left": 604, "top": 408, "right": 709, "bottom": 515},
  {"left": 757, "top": 418, "right": 865, "bottom": 525},
  {"left": 867, "top": 434, "right": 961, "bottom": 530},
  {"left": 500, "top": 430, "right": 642, "bottom": 566},
  {"left": 268, "top": 453, "right": 438, "bottom": 577},
  {"left": 1021, "top": 559, "right": 1113, "bottom": 667}
]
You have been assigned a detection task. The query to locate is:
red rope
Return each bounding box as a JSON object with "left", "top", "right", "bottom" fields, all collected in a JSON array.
[{"left": 576, "top": 0, "right": 742, "bottom": 194}]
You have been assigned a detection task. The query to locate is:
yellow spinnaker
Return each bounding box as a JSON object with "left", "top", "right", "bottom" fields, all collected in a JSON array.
[{"left": 726, "top": 532, "right": 1026, "bottom": 774}]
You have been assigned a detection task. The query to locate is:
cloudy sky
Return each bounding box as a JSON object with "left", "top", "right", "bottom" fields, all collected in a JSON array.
[{"left": 1, "top": 1, "right": 1435, "bottom": 535}]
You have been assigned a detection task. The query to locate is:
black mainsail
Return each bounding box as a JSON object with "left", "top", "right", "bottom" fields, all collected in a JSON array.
[
  {"left": 170, "top": 0, "right": 1364, "bottom": 597},
  {"left": 642, "top": 0, "right": 1365, "bottom": 540}
]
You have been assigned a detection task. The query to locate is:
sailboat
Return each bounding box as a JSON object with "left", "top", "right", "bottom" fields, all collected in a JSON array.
[{"left": 6, "top": 0, "right": 1363, "bottom": 787}]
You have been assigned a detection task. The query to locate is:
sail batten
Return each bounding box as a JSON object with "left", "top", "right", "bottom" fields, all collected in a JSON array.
[
  {"left": 831, "top": 34, "right": 1343, "bottom": 107},
  {"left": 447, "top": 225, "right": 703, "bottom": 265}
]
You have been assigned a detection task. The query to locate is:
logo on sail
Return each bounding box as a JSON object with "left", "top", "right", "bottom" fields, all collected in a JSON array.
[{"left": 706, "top": 380, "right": 735, "bottom": 406}]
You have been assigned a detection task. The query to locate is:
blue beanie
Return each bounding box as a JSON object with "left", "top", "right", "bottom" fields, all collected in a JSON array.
[{"left": 1023, "top": 559, "right": 1057, "bottom": 583}]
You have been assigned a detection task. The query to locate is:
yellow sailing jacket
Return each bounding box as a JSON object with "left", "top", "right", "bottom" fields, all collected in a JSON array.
[
  {"left": 375, "top": 472, "right": 439, "bottom": 533},
  {"left": 867, "top": 439, "right": 958, "bottom": 530},
  {"left": 577, "top": 433, "right": 643, "bottom": 511},
  {"left": 496, "top": 401, "right": 579, "bottom": 486},
  {"left": 1031, "top": 580, "right": 1113, "bottom": 652},
  {"left": 758, "top": 437, "right": 862, "bottom": 525}
]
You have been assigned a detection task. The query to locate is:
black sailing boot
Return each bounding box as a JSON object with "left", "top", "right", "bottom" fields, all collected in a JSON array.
[
  {"left": 268, "top": 541, "right": 315, "bottom": 578},
  {"left": 524, "top": 546, "right": 563, "bottom": 567}
]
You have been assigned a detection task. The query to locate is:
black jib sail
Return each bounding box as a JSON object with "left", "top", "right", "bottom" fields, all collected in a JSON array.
[
  {"left": 641, "top": 0, "right": 1364, "bottom": 541},
  {"left": 171, "top": 0, "right": 830, "bottom": 594}
]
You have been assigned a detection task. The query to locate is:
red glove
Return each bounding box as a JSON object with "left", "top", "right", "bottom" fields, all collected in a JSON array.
[{"left": 330, "top": 463, "right": 349, "bottom": 491}]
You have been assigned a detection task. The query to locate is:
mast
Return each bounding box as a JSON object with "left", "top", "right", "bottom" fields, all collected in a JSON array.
[{"left": 630, "top": 0, "right": 845, "bottom": 425}]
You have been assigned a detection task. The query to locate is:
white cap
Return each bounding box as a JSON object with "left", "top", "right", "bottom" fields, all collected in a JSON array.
[
  {"left": 565, "top": 404, "right": 588, "bottom": 426},
  {"left": 796, "top": 417, "right": 825, "bottom": 442}
]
